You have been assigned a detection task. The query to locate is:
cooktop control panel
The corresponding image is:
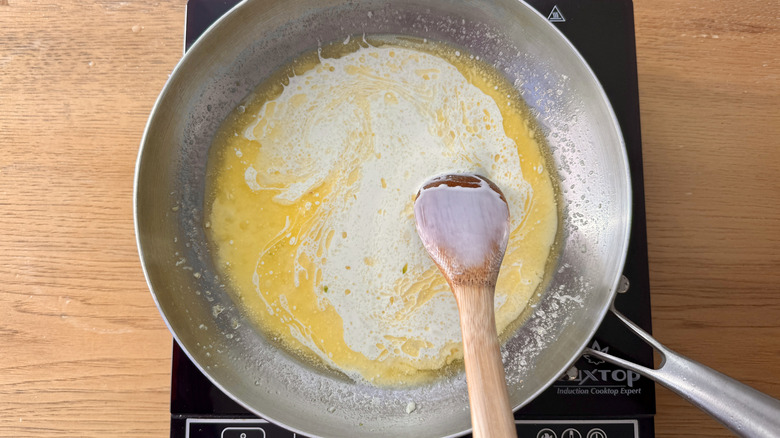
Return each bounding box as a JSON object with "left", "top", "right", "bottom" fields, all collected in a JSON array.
[{"left": 185, "top": 418, "right": 640, "bottom": 438}]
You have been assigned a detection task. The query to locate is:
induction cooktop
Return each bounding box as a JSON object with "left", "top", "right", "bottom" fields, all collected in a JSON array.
[{"left": 172, "top": 1, "right": 655, "bottom": 437}]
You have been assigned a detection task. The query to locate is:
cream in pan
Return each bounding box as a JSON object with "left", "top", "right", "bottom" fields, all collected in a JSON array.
[{"left": 205, "top": 37, "right": 558, "bottom": 386}]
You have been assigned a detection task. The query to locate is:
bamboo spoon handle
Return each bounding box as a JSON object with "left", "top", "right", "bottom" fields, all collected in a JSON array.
[{"left": 454, "top": 283, "right": 517, "bottom": 438}]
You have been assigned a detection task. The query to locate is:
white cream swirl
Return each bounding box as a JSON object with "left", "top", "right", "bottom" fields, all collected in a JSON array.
[{"left": 241, "top": 45, "right": 533, "bottom": 364}]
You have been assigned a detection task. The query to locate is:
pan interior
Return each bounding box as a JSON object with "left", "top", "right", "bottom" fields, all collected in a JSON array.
[{"left": 134, "top": 0, "right": 630, "bottom": 437}]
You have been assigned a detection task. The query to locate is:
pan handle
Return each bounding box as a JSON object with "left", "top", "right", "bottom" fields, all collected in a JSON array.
[{"left": 584, "top": 306, "right": 780, "bottom": 438}]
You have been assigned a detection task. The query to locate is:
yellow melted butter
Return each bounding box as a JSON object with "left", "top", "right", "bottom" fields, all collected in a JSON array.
[{"left": 205, "top": 36, "right": 558, "bottom": 386}]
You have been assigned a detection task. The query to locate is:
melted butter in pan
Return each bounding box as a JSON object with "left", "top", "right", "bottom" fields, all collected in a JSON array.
[{"left": 205, "top": 36, "right": 558, "bottom": 386}]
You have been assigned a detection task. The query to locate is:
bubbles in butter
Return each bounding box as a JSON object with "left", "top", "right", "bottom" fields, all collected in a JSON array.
[{"left": 205, "top": 38, "right": 558, "bottom": 386}]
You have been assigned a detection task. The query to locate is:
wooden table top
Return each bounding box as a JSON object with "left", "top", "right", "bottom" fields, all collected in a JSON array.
[{"left": 1, "top": 0, "right": 778, "bottom": 436}]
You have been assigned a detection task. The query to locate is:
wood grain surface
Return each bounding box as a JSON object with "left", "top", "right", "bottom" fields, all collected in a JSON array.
[{"left": 1, "top": 0, "right": 778, "bottom": 437}]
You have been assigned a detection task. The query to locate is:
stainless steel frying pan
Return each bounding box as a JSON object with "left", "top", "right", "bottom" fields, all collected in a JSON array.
[{"left": 134, "top": 0, "right": 780, "bottom": 437}]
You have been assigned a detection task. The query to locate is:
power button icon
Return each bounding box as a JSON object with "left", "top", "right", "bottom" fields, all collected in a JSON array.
[{"left": 587, "top": 428, "right": 607, "bottom": 438}]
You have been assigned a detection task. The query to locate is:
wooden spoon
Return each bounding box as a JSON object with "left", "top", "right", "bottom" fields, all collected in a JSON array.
[{"left": 413, "top": 173, "right": 517, "bottom": 438}]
